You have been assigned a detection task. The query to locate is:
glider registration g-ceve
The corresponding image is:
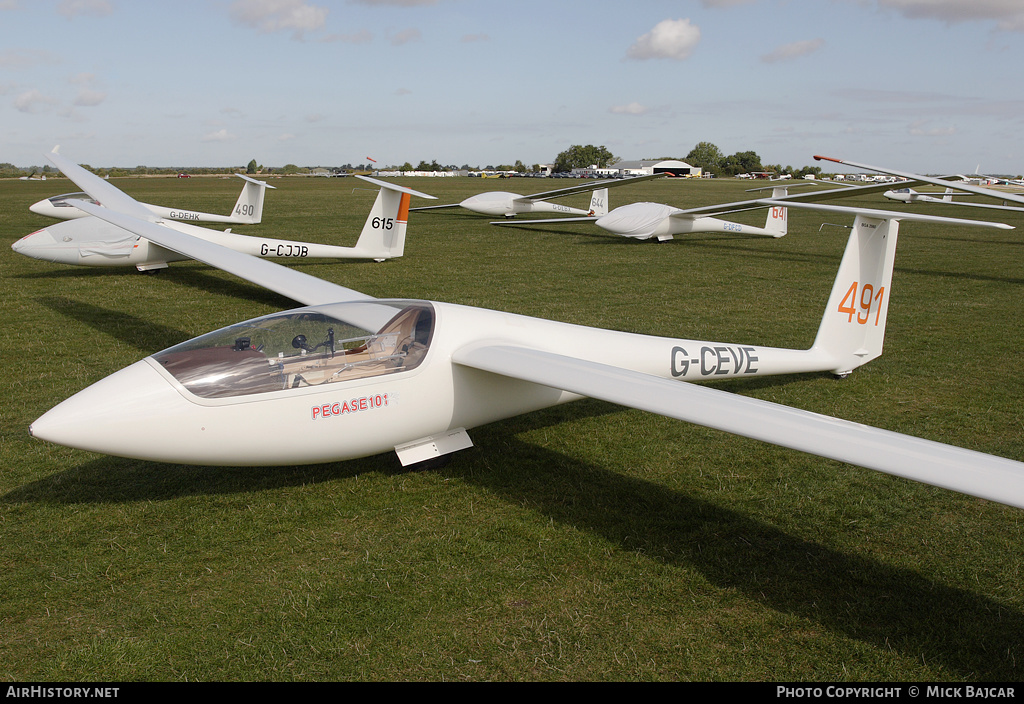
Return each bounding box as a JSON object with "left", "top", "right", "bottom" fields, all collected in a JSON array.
[{"left": 25, "top": 149, "right": 1024, "bottom": 512}]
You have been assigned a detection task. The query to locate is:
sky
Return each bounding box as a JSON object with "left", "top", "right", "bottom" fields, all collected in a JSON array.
[{"left": 2, "top": 0, "right": 1023, "bottom": 174}]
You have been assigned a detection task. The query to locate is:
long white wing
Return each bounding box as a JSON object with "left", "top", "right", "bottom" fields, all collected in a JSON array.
[
  {"left": 492, "top": 178, "right": 930, "bottom": 228},
  {"left": 453, "top": 344, "right": 1024, "bottom": 510},
  {"left": 814, "top": 156, "right": 1024, "bottom": 207},
  {"left": 519, "top": 173, "right": 665, "bottom": 203},
  {"left": 45, "top": 148, "right": 371, "bottom": 307},
  {"left": 46, "top": 149, "right": 156, "bottom": 220},
  {"left": 74, "top": 202, "right": 371, "bottom": 306},
  {"left": 754, "top": 199, "right": 1015, "bottom": 229},
  {"left": 490, "top": 216, "right": 599, "bottom": 226}
]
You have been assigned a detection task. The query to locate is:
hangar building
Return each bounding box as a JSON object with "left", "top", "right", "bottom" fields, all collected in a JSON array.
[{"left": 612, "top": 159, "right": 701, "bottom": 178}]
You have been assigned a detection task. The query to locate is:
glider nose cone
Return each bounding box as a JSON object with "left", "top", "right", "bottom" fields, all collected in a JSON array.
[
  {"left": 30, "top": 360, "right": 182, "bottom": 458},
  {"left": 29, "top": 199, "right": 49, "bottom": 216},
  {"left": 11, "top": 228, "right": 57, "bottom": 260},
  {"left": 460, "top": 193, "right": 513, "bottom": 216}
]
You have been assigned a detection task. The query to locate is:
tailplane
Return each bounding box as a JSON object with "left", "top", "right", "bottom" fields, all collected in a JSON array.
[{"left": 231, "top": 175, "right": 276, "bottom": 224}]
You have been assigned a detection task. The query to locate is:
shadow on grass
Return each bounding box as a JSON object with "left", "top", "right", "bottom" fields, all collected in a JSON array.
[
  {"left": 37, "top": 296, "right": 192, "bottom": 352},
  {"left": 6, "top": 388, "right": 1020, "bottom": 678},
  {"left": 449, "top": 421, "right": 1024, "bottom": 681}
]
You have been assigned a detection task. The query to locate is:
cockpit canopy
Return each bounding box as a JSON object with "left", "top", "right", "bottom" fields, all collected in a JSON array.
[
  {"left": 47, "top": 192, "right": 100, "bottom": 209},
  {"left": 152, "top": 300, "right": 434, "bottom": 398}
]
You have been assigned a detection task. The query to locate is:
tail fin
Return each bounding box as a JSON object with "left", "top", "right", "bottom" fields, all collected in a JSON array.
[
  {"left": 351, "top": 176, "right": 437, "bottom": 261},
  {"left": 763, "top": 186, "right": 788, "bottom": 237},
  {"left": 589, "top": 188, "right": 609, "bottom": 216},
  {"left": 753, "top": 197, "right": 1013, "bottom": 376},
  {"left": 231, "top": 175, "right": 276, "bottom": 224},
  {"left": 811, "top": 214, "right": 899, "bottom": 376}
]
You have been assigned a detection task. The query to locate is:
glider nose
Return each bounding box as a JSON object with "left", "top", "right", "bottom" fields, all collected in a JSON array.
[
  {"left": 11, "top": 228, "right": 57, "bottom": 260},
  {"left": 29, "top": 360, "right": 186, "bottom": 459},
  {"left": 28, "top": 199, "right": 50, "bottom": 217}
]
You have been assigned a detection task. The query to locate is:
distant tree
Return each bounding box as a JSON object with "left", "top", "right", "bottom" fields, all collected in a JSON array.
[
  {"left": 685, "top": 142, "right": 724, "bottom": 173},
  {"left": 246, "top": 159, "right": 258, "bottom": 174},
  {"left": 400, "top": 162, "right": 414, "bottom": 172},
  {"left": 281, "top": 164, "right": 300, "bottom": 175},
  {"left": 721, "top": 150, "right": 763, "bottom": 176},
  {"left": 553, "top": 144, "right": 616, "bottom": 172},
  {"left": 795, "top": 165, "right": 822, "bottom": 178},
  {"left": 513, "top": 160, "right": 526, "bottom": 173}
]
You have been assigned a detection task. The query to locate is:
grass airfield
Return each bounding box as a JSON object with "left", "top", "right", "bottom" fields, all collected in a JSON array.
[{"left": 1, "top": 173, "right": 1023, "bottom": 681}]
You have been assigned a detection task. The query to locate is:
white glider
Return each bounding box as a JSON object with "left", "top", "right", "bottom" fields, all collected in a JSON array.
[
  {"left": 491, "top": 179, "right": 921, "bottom": 241},
  {"left": 30, "top": 173, "right": 277, "bottom": 225},
  {"left": 12, "top": 150, "right": 436, "bottom": 272},
  {"left": 25, "top": 150, "right": 1024, "bottom": 514},
  {"left": 816, "top": 155, "right": 1024, "bottom": 209},
  {"left": 410, "top": 173, "right": 663, "bottom": 218}
]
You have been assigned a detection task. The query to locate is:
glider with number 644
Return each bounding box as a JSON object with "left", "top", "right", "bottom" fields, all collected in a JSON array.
[{"left": 26, "top": 149, "right": 1024, "bottom": 514}]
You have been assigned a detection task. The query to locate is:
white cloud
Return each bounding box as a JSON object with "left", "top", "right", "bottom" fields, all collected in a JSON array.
[
  {"left": 626, "top": 19, "right": 701, "bottom": 61},
  {"left": 229, "top": 0, "right": 328, "bottom": 40},
  {"left": 0, "top": 49, "right": 60, "bottom": 69},
  {"left": 14, "top": 89, "right": 56, "bottom": 114},
  {"left": 761, "top": 38, "right": 825, "bottom": 63},
  {"left": 873, "top": 0, "right": 1024, "bottom": 32},
  {"left": 73, "top": 89, "right": 106, "bottom": 107},
  {"left": 69, "top": 73, "right": 106, "bottom": 107},
  {"left": 202, "top": 129, "right": 237, "bottom": 142},
  {"left": 610, "top": 102, "right": 649, "bottom": 115}
]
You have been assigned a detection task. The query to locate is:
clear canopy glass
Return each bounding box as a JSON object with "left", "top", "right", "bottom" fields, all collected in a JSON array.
[{"left": 152, "top": 300, "right": 434, "bottom": 398}]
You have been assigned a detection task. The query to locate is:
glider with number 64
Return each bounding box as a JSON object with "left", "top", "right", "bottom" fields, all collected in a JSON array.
[{"left": 26, "top": 149, "right": 1024, "bottom": 514}]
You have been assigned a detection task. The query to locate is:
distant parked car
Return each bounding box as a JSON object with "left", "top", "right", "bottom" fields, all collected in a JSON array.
[{"left": 177, "top": 173, "right": 191, "bottom": 178}]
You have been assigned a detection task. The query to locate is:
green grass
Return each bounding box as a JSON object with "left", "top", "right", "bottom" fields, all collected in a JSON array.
[{"left": 2, "top": 174, "right": 1023, "bottom": 681}]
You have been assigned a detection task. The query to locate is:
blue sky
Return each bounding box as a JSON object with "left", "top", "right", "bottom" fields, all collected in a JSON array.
[{"left": 2, "top": 0, "right": 1023, "bottom": 174}]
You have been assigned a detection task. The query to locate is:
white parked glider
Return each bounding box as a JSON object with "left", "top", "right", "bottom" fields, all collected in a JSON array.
[
  {"left": 30, "top": 173, "right": 277, "bottom": 225},
  {"left": 816, "top": 155, "right": 1024, "bottom": 211},
  {"left": 26, "top": 149, "right": 1024, "bottom": 513},
  {"left": 491, "top": 180, "right": 920, "bottom": 241},
  {"left": 12, "top": 152, "right": 436, "bottom": 271},
  {"left": 410, "top": 173, "right": 663, "bottom": 218}
]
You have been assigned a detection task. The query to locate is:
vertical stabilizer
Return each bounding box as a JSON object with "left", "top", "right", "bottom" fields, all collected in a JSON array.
[
  {"left": 811, "top": 214, "right": 899, "bottom": 375},
  {"left": 763, "top": 186, "right": 789, "bottom": 237},
  {"left": 353, "top": 187, "right": 413, "bottom": 260},
  {"left": 589, "top": 188, "right": 609, "bottom": 217},
  {"left": 231, "top": 175, "right": 276, "bottom": 224}
]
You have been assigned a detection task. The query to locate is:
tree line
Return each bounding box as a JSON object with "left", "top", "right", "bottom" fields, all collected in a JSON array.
[{"left": 0, "top": 142, "right": 827, "bottom": 179}]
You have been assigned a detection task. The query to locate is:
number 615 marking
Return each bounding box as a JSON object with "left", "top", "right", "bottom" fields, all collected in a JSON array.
[{"left": 838, "top": 281, "right": 885, "bottom": 326}]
